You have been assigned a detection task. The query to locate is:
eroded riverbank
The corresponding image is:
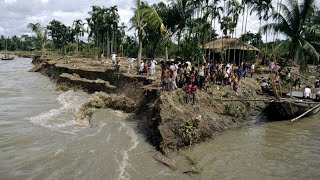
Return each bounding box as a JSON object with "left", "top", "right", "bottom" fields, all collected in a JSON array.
[{"left": 30, "top": 56, "right": 268, "bottom": 153}]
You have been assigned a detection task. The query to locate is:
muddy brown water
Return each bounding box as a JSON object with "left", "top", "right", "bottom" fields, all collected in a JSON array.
[{"left": 1, "top": 58, "right": 320, "bottom": 179}]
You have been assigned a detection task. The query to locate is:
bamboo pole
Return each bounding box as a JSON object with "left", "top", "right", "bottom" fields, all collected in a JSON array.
[
  {"left": 290, "top": 103, "right": 320, "bottom": 122},
  {"left": 212, "top": 98, "right": 272, "bottom": 102}
]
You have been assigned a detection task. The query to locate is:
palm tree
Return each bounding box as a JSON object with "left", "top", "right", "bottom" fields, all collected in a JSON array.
[
  {"left": 140, "top": 6, "right": 170, "bottom": 61},
  {"left": 261, "top": 0, "right": 319, "bottom": 71},
  {"left": 227, "top": 0, "right": 241, "bottom": 63},
  {"left": 251, "top": 0, "right": 273, "bottom": 55},
  {"left": 118, "top": 23, "right": 127, "bottom": 57},
  {"left": 88, "top": 6, "right": 104, "bottom": 57},
  {"left": 169, "top": 0, "right": 193, "bottom": 50},
  {"left": 27, "top": 23, "right": 47, "bottom": 58},
  {"left": 261, "top": 0, "right": 273, "bottom": 56},
  {"left": 73, "top": 19, "right": 85, "bottom": 55},
  {"left": 220, "top": 16, "right": 233, "bottom": 62},
  {"left": 134, "top": 0, "right": 143, "bottom": 73},
  {"left": 207, "top": 0, "right": 223, "bottom": 63},
  {"left": 239, "top": 0, "right": 255, "bottom": 63}
]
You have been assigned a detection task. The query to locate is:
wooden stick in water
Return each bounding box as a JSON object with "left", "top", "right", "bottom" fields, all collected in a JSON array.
[
  {"left": 290, "top": 103, "right": 320, "bottom": 122},
  {"left": 212, "top": 98, "right": 272, "bottom": 102}
]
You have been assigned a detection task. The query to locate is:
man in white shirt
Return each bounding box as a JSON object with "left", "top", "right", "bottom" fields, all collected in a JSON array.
[
  {"left": 250, "top": 63, "right": 255, "bottom": 77},
  {"left": 303, "top": 86, "right": 312, "bottom": 98},
  {"left": 111, "top": 53, "right": 116, "bottom": 65},
  {"left": 139, "top": 61, "right": 144, "bottom": 75},
  {"left": 127, "top": 57, "right": 134, "bottom": 73},
  {"left": 149, "top": 59, "right": 157, "bottom": 76},
  {"left": 186, "top": 61, "right": 192, "bottom": 72}
]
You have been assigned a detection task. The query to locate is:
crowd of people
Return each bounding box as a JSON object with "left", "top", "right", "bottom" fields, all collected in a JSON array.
[
  {"left": 101, "top": 53, "right": 320, "bottom": 103},
  {"left": 158, "top": 60, "right": 257, "bottom": 103}
]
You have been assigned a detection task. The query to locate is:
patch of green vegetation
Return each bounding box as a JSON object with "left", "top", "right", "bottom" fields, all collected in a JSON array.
[
  {"left": 178, "top": 119, "right": 200, "bottom": 146},
  {"left": 191, "top": 165, "right": 202, "bottom": 174},
  {"left": 224, "top": 103, "right": 247, "bottom": 118},
  {"left": 224, "top": 103, "right": 232, "bottom": 115}
]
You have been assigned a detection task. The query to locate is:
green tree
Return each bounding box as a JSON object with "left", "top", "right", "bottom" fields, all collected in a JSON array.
[
  {"left": 47, "top": 20, "right": 75, "bottom": 54},
  {"left": 261, "top": 0, "right": 320, "bottom": 71},
  {"left": 251, "top": 0, "right": 273, "bottom": 53},
  {"left": 207, "top": 0, "right": 223, "bottom": 62},
  {"left": 73, "top": 19, "right": 85, "bottom": 54},
  {"left": 227, "top": 0, "right": 241, "bottom": 63},
  {"left": 27, "top": 23, "right": 48, "bottom": 57}
]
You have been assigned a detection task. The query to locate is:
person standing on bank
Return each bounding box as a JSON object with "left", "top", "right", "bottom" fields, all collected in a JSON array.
[
  {"left": 111, "top": 52, "right": 117, "bottom": 65},
  {"left": 149, "top": 58, "right": 157, "bottom": 76},
  {"left": 303, "top": 85, "right": 312, "bottom": 99},
  {"left": 127, "top": 57, "right": 134, "bottom": 73},
  {"left": 250, "top": 62, "right": 255, "bottom": 78}
]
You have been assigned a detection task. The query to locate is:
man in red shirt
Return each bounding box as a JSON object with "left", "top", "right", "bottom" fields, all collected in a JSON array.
[{"left": 185, "top": 81, "right": 197, "bottom": 104}]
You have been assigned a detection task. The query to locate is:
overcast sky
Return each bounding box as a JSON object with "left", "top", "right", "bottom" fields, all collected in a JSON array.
[{"left": 0, "top": 0, "right": 319, "bottom": 41}]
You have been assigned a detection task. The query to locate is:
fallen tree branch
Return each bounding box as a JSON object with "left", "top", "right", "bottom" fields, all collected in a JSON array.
[{"left": 153, "top": 153, "right": 177, "bottom": 170}]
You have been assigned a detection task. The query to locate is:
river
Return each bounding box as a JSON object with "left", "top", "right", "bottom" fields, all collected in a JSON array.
[{"left": 1, "top": 57, "right": 320, "bottom": 179}]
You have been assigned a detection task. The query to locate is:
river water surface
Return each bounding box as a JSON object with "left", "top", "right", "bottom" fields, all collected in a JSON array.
[{"left": 1, "top": 58, "right": 320, "bottom": 179}]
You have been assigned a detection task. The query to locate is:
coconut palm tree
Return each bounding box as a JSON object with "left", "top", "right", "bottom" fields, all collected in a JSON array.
[
  {"left": 140, "top": 5, "right": 171, "bottom": 61},
  {"left": 88, "top": 6, "right": 105, "bottom": 56},
  {"left": 261, "top": 0, "right": 319, "bottom": 71},
  {"left": 110, "top": 6, "right": 119, "bottom": 54},
  {"left": 118, "top": 23, "right": 127, "bottom": 57},
  {"left": 169, "top": 0, "right": 193, "bottom": 50},
  {"left": 220, "top": 16, "right": 233, "bottom": 62},
  {"left": 251, "top": 0, "right": 273, "bottom": 55},
  {"left": 227, "top": 0, "right": 241, "bottom": 63},
  {"left": 207, "top": 0, "right": 223, "bottom": 62},
  {"left": 239, "top": 0, "right": 255, "bottom": 63},
  {"left": 262, "top": 0, "right": 273, "bottom": 56},
  {"left": 73, "top": 19, "right": 85, "bottom": 55},
  {"left": 27, "top": 23, "right": 47, "bottom": 58},
  {"left": 133, "top": 0, "right": 143, "bottom": 73}
]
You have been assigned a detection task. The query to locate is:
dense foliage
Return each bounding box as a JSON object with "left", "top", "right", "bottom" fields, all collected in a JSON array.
[{"left": 0, "top": 0, "right": 319, "bottom": 70}]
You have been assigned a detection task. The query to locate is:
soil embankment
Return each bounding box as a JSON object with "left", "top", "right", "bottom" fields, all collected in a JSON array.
[{"left": 31, "top": 56, "right": 267, "bottom": 153}]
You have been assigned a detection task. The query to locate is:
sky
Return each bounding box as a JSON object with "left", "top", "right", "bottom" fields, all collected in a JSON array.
[{"left": 0, "top": 0, "right": 319, "bottom": 41}]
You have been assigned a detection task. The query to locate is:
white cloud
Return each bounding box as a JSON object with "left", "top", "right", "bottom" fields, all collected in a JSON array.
[{"left": 3, "top": 0, "right": 16, "bottom": 4}]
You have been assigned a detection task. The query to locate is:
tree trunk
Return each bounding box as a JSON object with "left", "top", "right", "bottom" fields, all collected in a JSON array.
[
  {"left": 233, "top": 30, "right": 236, "bottom": 64},
  {"left": 76, "top": 34, "right": 79, "bottom": 55},
  {"left": 228, "top": 34, "right": 231, "bottom": 63},
  {"left": 239, "top": 5, "right": 245, "bottom": 65},
  {"left": 114, "top": 30, "right": 117, "bottom": 54},
  {"left": 97, "top": 34, "right": 99, "bottom": 58},
  {"left": 242, "top": 8, "right": 249, "bottom": 62},
  {"left": 265, "top": 19, "right": 268, "bottom": 58},
  {"left": 209, "top": 0, "right": 213, "bottom": 63},
  {"left": 103, "top": 35, "right": 106, "bottom": 58},
  {"left": 165, "top": 45, "right": 169, "bottom": 62},
  {"left": 137, "top": 0, "right": 142, "bottom": 74},
  {"left": 138, "top": 35, "right": 142, "bottom": 73},
  {"left": 259, "top": 18, "right": 261, "bottom": 51},
  {"left": 177, "top": 30, "right": 181, "bottom": 52},
  {"left": 111, "top": 29, "right": 114, "bottom": 54},
  {"left": 213, "top": 18, "right": 216, "bottom": 65},
  {"left": 107, "top": 31, "right": 110, "bottom": 57}
]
